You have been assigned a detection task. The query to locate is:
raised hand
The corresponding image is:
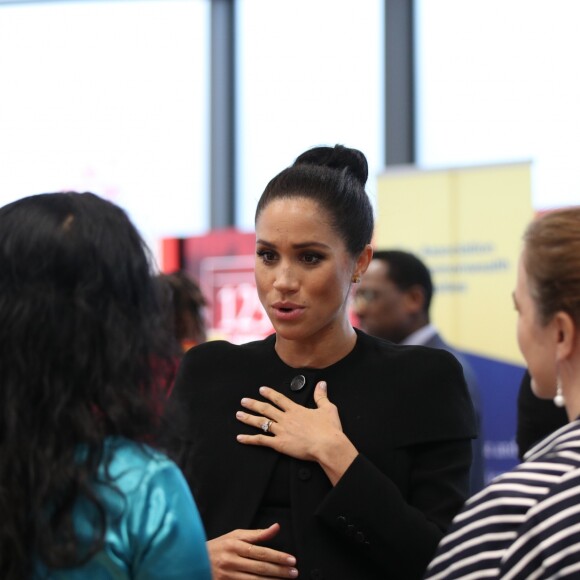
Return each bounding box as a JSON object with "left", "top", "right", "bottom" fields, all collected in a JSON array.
[{"left": 236, "top": 381, "right": 358, "bottom": 486}]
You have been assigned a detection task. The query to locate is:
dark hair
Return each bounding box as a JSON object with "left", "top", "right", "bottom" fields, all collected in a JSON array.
[
  {"left": 373, "top": 250, "right": 434, "bottom": 313},
  {"left": 255, "top": 144, "right": 374, "bottom": 255},
  {"left": 0, "top": 192, "right": 176, "bottom": 578},
  {"left": 524, "top": 207, "right": 580, "bottom": 326},
  {"left": 157, "top": 270, "right": 207, "bottom": 347}
]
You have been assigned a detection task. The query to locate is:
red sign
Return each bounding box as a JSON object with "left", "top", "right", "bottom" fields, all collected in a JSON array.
[
  {"left": 176, "top": 228, "right": 274, "bottom": 344},
  {"left": 199, "top": 254, "right": 273, "bottom": 343}
]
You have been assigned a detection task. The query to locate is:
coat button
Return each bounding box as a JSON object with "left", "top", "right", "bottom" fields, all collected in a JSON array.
[
  {"left": 336, "top": 516, "right": 347, "bottom": 528},
  {"left": 345, "top": 524, "right": 355, "bottom": 537},
  {"left": 298, "top": 467, "right": 311, "bottom": 481},
  {"left": 290, "top": 374, "right": 306, "bottom": 391},
  {"left": 355, "top": 531, "right": 366, "bottom": 543}
]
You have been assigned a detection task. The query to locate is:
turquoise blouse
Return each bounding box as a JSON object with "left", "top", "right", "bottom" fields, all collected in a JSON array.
[{"left": 36, "top": 437, "right": 211, "bottom": 579}]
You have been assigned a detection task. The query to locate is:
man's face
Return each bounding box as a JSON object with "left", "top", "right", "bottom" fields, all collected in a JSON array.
[{"left": 353, "top": 259, "right": 415, "bottom": 343}]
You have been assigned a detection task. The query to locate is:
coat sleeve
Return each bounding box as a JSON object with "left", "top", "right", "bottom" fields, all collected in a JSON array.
[
  {"left": 314, "top": 346, "right": 475, "bottom": 579},
  {"left": 314, "top": 441, "right": 472, "bottom": 578}
]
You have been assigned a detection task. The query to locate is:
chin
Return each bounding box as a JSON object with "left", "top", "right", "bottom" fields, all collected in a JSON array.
[{"left": 270, "top": 323, "right": 305, "bottom": 340}]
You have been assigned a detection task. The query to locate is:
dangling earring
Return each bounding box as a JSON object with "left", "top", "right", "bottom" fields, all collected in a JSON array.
[
  {"left": 352, "top": 275, "right": 361, "bottom": 284},
  {"left": 554, "top": 377, "right": 565, "bottom": 408}
]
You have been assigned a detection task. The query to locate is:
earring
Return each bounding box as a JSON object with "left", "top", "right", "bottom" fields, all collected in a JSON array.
[
  {"left": 554, "top": 377, "right": 565, "bottom": 408},
  {"left": 352, "top": 275, "right": 361, "bottom": 284}
]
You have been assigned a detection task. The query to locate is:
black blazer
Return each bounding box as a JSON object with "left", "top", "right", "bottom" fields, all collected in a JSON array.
[
  {"left": 422, "top": 332, "right": 485, "bottom": 494},
  {"left": 165, "top": 330, "right": 475, "bottom": 579}
]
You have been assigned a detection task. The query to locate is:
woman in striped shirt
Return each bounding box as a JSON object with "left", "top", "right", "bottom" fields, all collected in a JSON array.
[{"left": 425, "top": 206, "right": 580, "bottom": 579}]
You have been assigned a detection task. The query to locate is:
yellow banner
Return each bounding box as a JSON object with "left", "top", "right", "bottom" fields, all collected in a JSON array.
[{"left": 375, "top": 162, "right": 533, "bottom": 365}]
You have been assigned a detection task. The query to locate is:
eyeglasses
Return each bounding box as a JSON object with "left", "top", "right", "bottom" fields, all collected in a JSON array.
[{"left": 352, "top": 288, "right": 382, "bottom": 307}]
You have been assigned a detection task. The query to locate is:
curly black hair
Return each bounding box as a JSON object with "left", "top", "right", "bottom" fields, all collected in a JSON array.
[{"left": 0, "top": 192, "right": 176, "bottom": 578}]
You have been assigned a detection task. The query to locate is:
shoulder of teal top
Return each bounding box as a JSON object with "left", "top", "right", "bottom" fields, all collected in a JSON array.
[{"left": 37, "top": 437, "right": 212, "bottom": 579}]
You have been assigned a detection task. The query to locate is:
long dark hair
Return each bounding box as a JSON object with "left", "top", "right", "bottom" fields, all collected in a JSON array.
[{"left": 0, "top": 192, "right": 175, "bottom": 577}]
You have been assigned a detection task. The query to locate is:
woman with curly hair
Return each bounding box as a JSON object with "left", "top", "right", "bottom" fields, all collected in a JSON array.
[{"left": 0, "top": 192, "right": 211, "bottom": 579}]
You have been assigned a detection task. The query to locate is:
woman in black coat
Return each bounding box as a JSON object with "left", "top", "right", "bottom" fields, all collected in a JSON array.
[{"left": 166, "top": 145, "right": 475, "bottom": 579}]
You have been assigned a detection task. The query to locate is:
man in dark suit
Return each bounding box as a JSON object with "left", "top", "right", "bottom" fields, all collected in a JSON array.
[{"left": 353, "top": 249, "right": 485, "bottom": 494}]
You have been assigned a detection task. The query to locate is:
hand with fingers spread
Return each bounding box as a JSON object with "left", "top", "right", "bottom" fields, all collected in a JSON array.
[
  {"left": 208, "top": 523, "right": 298, "bottom": 580},
  {"left": 236, "top": 381, "right": 358, "bottom": 486}
]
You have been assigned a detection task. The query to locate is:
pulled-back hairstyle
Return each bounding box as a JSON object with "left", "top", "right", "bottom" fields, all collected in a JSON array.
[
  {"left": 523, "top": 206, "right": 580, "bottom": 326},
  {"left": 255, "top": 144, "right": 374, "bottom": 255},
  {"left": 0, "top": 192, "right": 175, "bottom": 578},
  {"left": 373, "top": 250, "right": 434, "bottom": 313}
]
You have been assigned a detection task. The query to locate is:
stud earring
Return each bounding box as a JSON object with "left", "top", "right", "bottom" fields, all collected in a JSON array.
[
  {"left": 554, "top": 377, "right": 565, "bottom": 408},
  {"left": 352, "top": 275, "right": 361, "bottom": 284}
]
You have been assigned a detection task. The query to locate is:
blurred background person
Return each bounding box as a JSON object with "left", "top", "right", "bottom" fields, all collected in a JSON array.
[
  {"left": 353, "top": 249, "right": 484, "bottom": 494},
  {"left": 157, "top": 270, "right": 208, "bottom": 352},
  {"left": 0, "top": 192, "right": 211, "bottom": 579},
  {"left": 426, "top": 206, "right": 580, "bottom": 578}
]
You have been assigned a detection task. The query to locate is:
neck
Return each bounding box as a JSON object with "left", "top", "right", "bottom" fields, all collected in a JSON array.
[
  {"left": 407, "top": 314, "right": 430, "bottom": 335},
  {"left": 274, "top": 319, "right": 357, "bottom": 369},
  {"left": 392, "top": 317, "right": 429, "bottom": 345},
  {"left": 560, "top": 365, "right": 580, "bottom": 421},
  {"left": 561, "top": 357, "right": 580, "bottom": 421}
]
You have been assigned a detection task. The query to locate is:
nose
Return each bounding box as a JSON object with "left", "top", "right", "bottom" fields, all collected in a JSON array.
[
  {"left": 352, "top": 298, "right": 369, "bottom": 332},
  {"left": 352, "top": 292, "right": 367, "bottom": 317},
  {"left": 353, "top": 301, "right": 366, "bottom": 321},
  {"left": 272, "top": 264, "right": 299, "bottom": 293}
]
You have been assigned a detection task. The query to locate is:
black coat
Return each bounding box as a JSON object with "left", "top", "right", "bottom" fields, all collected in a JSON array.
[{"left": 165, "top": 330, "right": 476, "bottom": 579}]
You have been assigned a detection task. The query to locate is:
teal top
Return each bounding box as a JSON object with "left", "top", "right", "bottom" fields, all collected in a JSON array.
[{"left": 36, "top": 437, "right": 211, "bottom": 579}]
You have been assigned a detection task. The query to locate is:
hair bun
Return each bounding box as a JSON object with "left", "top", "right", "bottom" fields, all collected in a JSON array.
[{"left": 293, "top": 144, "right": 368, "bottom": 187}]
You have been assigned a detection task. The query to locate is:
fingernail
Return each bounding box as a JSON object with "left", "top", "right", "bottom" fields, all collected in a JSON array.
[
  {"left": 236, "top": 434, "right": 246, "bottom": 442},
  {"left": 259, "top": 386, "right": 267, "bottom": 394},
  {"left": 289, "top": 568, "right": 298, "bottom": 578},
  {"left": 318, "top": 381, "right": 327, "bottom": 391},
  {"left": 236, "top": 411, "right": 246, "bottom": 419},
  {"left": 286, "top": 556, "right": 296, "bottom": 566},
  {"left": 241, "top": 398, "right": 249, "bottom": 405}
]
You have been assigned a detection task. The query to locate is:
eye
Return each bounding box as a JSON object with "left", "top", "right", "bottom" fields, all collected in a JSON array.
[
  {"left": 256, "top": 249, "right": 277, "bottom": 264},
  {"left": 301, "top": 252, "right": 323, "bottom": 265},
  {"left": 354, "top": 289, "right": 379, "bottom": 305}
]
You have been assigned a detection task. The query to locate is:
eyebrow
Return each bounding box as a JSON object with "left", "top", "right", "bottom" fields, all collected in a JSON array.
[{"left": 256, "top": 239, "right": 331, "bottom": 250}]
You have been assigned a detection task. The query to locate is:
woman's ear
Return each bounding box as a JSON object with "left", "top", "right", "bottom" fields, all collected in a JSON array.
[
  {"left": 354, "top": 244, "right": 373, "bottom": 278},
  {"left": 554, "top": 311, "right": 576, "bottom": 362}
]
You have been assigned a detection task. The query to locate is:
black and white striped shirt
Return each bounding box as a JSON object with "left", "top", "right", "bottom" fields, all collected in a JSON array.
[{"left": 425, "top": 419, "right": 580, "bottom": 579}]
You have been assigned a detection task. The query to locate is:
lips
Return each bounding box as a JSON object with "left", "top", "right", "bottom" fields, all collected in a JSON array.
[{"left": 271, "top": 301, "right": 305, "bottom": 321}]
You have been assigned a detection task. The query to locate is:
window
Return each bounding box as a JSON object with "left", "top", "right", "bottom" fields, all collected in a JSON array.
[
  {"left": 235, "top": 0, "right": 385, "bottom": 229},
  {"left": 0, "top": 0, "right": 210, "bottom": 258},
  {"left": 416, "top": 0, "right": 580, "bottom": 210}
]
